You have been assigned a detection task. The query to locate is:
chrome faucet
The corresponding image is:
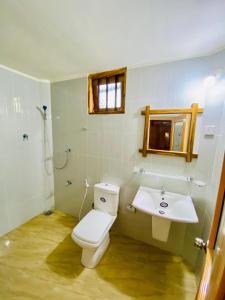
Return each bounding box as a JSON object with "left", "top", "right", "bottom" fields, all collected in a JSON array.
[{"left": 161, "top": 186, "right": 166, "bottom": 196}]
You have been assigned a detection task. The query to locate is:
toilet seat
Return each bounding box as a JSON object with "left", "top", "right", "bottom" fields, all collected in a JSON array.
[{"left": 71, "top": 209, "right": 116, "bottom": 248}]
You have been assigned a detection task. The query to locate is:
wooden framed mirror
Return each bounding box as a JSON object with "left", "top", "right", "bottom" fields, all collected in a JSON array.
[{"left": 139, "top": 103, "right": 204, "bottom": 162}]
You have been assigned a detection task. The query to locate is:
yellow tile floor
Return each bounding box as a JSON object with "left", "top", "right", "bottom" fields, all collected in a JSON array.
[{"left": 0, "top": 211, "right": 196, "bottom": 300}]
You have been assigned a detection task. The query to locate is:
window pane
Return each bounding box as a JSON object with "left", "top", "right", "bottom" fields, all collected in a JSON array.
[
  {"left": 89, "top": 68, "right": 126, "bottom": 114},
  {"left": 116, "top": 82, "right": 121, "bottom": 108},
  {"left": 99, "top": 84, "right": 106, "bottom": 108},
  {"left": 108, "top": 83, "right": 115, "bottom": 108},
  {"left": 99, "top": 82, "right": 122, "bottom": 109}
]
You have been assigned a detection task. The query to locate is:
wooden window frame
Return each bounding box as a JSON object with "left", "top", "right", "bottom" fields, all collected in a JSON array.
[{"left": 88, "top": 67, "right": 127, "bottom": 114}]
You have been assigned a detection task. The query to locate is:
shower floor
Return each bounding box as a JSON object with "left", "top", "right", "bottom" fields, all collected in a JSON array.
[{"left": 0, "top": 210, "right": 196, "bottom": 300}]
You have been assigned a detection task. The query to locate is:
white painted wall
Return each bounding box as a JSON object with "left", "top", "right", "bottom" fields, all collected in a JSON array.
[
  {"left": 0, "top": 66, "right": 54, "bottom": 236},
  {"left": 51, "top": 50, "right": 225, "bottom": 271}
]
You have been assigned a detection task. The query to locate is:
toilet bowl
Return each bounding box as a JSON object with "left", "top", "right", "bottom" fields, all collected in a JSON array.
[{"left": 71, "top": 183, "right": 120, "bottom": 268}]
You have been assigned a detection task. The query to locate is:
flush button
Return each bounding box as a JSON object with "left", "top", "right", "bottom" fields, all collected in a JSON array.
[
  {"left": 100, "top": 197, "right": 106, "bottom": 203},
  {"left": 160, "top": 202, "right": 168, "bottom": 208}
]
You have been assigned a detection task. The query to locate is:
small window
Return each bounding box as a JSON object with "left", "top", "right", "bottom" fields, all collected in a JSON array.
[{"left": 88, "top": 67, "right": 127, "bottom": 114}]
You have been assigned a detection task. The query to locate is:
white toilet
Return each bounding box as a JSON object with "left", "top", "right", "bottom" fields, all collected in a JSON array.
[{"left": 71, "top": 182, "right": 120, "bottom": 268}]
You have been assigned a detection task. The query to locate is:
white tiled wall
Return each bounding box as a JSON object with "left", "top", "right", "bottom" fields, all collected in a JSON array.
[
  {"left": 0, "top": 67, "right": 54, "bottom": 236},
  {"left": 51, "top": 50, "right": 225, "bottom": 271},
  {"left": 194, "top": 50, "right": 225, "bottom": 283}
]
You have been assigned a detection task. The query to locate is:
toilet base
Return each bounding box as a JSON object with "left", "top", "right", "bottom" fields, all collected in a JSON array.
[{"left": 81, "top": 233, "right": 110, "bottom": 268}]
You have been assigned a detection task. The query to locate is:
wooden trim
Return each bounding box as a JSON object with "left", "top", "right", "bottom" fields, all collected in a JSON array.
[
  {"left": 216, "top": 266, "right": 225, "bottom": 300},
  {"left": 88, "top": 77, "right": 94, "bottom": 113},
  {"left": 170, "top": 120, "right": 175, "bottom": 151},
  {"left": 208, "top": 153, "right": 225, "bottom": 249},
  {"left": 151, "top": 115, "right": 186, "bottom": 121},
  {"left": 182, "top": 115, "right": 189, "bottom": 152},
  {"left": 139, "top": 148, "right": 198, "bottom": 158},
  {"left": 122, "top": 68, "right": 127, "bottom": 114},
  {"left": 106, "top": 77, "right": 108, "bottom": 110},
  {"left": 216, "top": 269, "right": 225, "bottom": 300},
  {"left": 186, "top": 103, "right": 199, "bottom": 162},
  {"left": 196, "top": 249, "right": 213, "bottom": 300},
  {"left": 141, "top": 107, "right": 204, "bottom": 115},
  {"left": 88, "top": 67, "right": 127, "bottom": 80},
  {"left": 196, "top": 153, "right": 225, "bottom": 300},
  {"left": 89, "top": 110, "right": 125, "bottom": 115},
  {"left": 95, "top": 79, "right": 100, "bottom": 111},
  {"left": 142, "top": 106, "right": 151, "bottom": 157}
]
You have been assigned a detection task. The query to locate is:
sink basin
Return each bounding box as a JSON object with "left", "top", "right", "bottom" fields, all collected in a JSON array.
[{"left": 132, "top": 186, "right": 198, "bottom": 223}]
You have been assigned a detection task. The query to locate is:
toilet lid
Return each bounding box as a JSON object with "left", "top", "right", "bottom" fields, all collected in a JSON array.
[{"left": 73, "top": 210, "right": 115, "bottom": 245}]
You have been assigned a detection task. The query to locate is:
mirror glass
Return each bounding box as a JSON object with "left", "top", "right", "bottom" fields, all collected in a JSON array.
[{"left": 149, "top": 114, "right": 191, "bottom": 152}]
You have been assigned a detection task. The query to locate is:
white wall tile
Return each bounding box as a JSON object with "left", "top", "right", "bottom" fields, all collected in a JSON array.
[
  {"left": 0, "top": 67, "right": 54, "bottom": 236},
  {"left": 51, "top": 50, "right": 225, "bottom": 272}
]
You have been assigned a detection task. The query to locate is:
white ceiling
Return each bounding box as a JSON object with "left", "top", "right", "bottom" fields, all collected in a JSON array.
[{"left": 0, "top": 0, "right": 225, "bottom": 81}]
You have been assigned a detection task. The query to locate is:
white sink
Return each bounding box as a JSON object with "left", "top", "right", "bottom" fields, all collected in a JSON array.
[{"left": 132, "top": 186, "right": 198, "bottom": 223}]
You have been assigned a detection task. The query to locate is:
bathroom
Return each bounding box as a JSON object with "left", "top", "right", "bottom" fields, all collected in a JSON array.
[{"left": 1, "top": 1, "right": 225, "bottom": 299}]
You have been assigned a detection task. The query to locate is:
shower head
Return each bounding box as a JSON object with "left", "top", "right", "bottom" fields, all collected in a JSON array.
[{"left": 36, "top": 106, "right": 47, "bottom": 120}]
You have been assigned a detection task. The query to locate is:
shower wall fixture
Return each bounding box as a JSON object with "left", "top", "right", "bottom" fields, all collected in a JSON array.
[
  {"left": 36, "top": 105, "right": 47, "bottom": 120},
  {"left": 54, "top": 148, "right": 71, "bottom": 170}
]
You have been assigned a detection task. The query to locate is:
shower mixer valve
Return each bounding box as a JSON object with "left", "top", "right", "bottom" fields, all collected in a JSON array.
[
  {"left": 65, "top": 180, "right": 72, "bottom": 186},
  {"left": 22, "top": 134, "right": 29, "bottom": 141}
]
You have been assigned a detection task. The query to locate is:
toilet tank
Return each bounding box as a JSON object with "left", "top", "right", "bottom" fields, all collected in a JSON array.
[{"left": 94, "top": 183, "right": 120, "bottom": 216}]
